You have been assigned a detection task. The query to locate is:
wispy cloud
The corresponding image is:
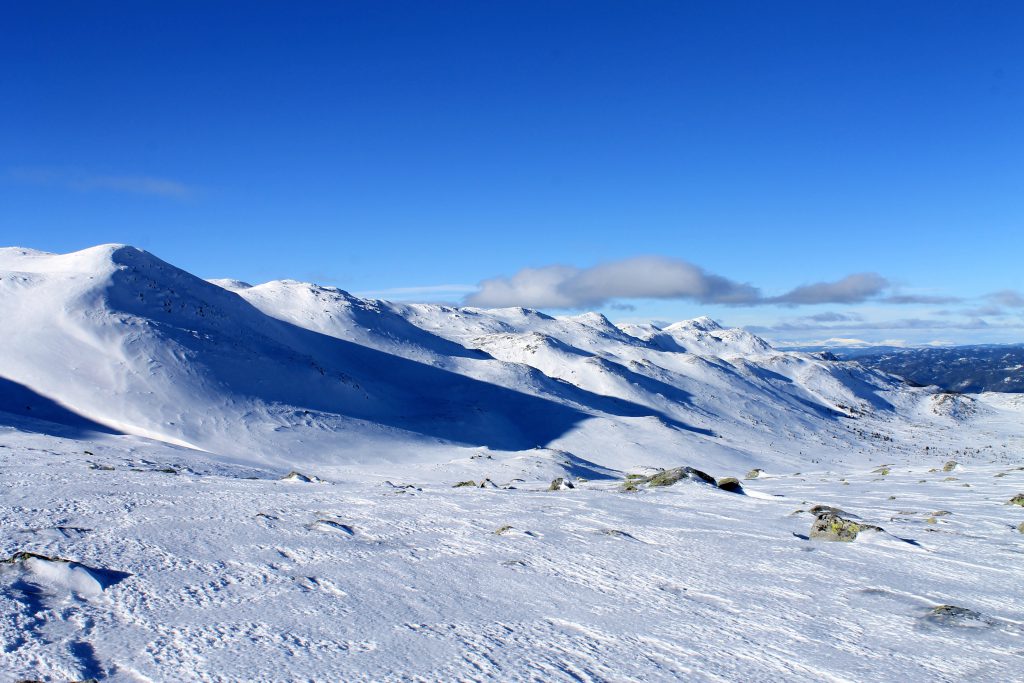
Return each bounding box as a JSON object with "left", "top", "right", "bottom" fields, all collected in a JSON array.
[
  {"left": 8, "top": 166, "right": 195, "bottom": 198},
  {"left": 988, "top": 289, "right": 1024, "bottom": 307},
  {"left": 880, "top": 294, "right": 962, "bottom": 305},
  {"left": 768, "top": 273, "right": 889, "bottom": 306},
  {"left": 465, "top": 257, "right": 899, "bottom": 310}
]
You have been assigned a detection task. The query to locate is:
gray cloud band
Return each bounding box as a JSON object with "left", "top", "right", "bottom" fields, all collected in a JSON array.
[{"left": 464, "top": 257, "right": 894, "bottom": 309}]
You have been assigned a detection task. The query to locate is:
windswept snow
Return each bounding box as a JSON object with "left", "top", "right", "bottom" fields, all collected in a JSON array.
[{"left": 1, "top": 244, "right": 1023, "bottom": 681}]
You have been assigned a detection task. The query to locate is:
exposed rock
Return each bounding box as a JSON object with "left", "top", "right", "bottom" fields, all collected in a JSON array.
[
  {"left": 646, "top": 468, "right": 688, "bottom": 487},
  {"left": 931, "top": 510, "right": 952, "bottom": 517},
  {"left": 683, "top": 467, "right": 716, "bottom": 486},
  {"left": 453, "top": 480, "right": 477, "bottom": 488},
  {"left": 495, "top": 525, "right": 514, "bottom": 535},
  {"left": 809, "top": 504, "right": 851, "bottom": 517},
  {"left": 745, "top": 468, "right": 763, "bottom": 480},
  {"left": 479, "top": 478, "right": 499, "bottom": 489},
  {"left": 282, "top": 471, "right": 319, "bottom": 483},
  {"left": 810, "top": 513, "right": 881, "bottom": 542},
  {"left": 925, "top": 604, "right": 994, "bottom": 627},
  {"left": 2, "top": 551, "right": 70, "bottom": 564},
  {"left": 942, "top": 460, "right": 958, "bottom": 472},
  {"left": 1018, "top": 522, "right": 1024, "bottom": 534},
  {"left": 601, "top": 529, "right": 637, "bottom": 540},
  {"left": 308, "top": 519, "right": 354, "bottom": 536},
  {"left": 716, "top": 477, "right": 744, "bottom": 494},
  {"left": 548, "top": 477, "right": 575, "bottom": 491}
]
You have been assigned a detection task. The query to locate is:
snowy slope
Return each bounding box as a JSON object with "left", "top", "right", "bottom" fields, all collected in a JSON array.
[
  {"left": 1, "top": 243, "right": 1018, "bottom": 479},
  {"left": 1, "top": 418, "right": 1023, "bottom": 682}
]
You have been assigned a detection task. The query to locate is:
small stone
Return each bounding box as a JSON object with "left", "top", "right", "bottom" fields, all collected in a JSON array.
[
  {"left": 926, "top": 604, "right": 994, "bottom": 627},
  {"left": 548, "top": 477, "right": 575, "bottom": 491}
]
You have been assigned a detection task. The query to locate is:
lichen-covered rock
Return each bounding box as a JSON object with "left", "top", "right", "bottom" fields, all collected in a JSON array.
[
  {"left": 716, "top": 477, "right": 744, "bottom": 494},
  {"left": 872, "top": 465, "right": 891, "bottom": 475},
  {"left": 495, "top": 525, "right": 514, "bottom": 535},
  {"left": 453, "top": 480, "right": 477, "bottom": 488},
  {"left": 2, "top": 551, "right": 70, "bottom": 564},
  {"left": 548, "top": 477, "right": 575, "bottom": 491},
  {"left": 745, "top": 468, "right": 763, "bottom": 480},
  {"left": 925, "top": 604, "right": 994, "bottom": 627},
  {"left": 810, "top": 513, "right": 881, "bottom": 542},
  {"left": 1009, "top": 493, "right": 1024, "bottom": 506},
  {"left": 942, "top": 460, "right": 958, "bottom": 472},
  {"left": 645, "top": 468, "right": 687, "bottom": 487},
  {"left": 1018, "top": 522, "right": 1024, "bottom": 534}
]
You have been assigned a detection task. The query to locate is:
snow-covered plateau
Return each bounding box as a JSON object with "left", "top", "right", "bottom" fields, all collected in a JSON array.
[{"left": 1, "top": 244, "right": 1022, "bottom": 682}]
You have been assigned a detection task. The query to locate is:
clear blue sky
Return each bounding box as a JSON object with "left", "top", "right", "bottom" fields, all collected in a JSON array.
[{"left": 3, "top": 2, "right": 1022, "bottom": 344}]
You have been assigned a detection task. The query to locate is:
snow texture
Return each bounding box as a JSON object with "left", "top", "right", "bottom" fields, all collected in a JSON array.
[{"left": 1, "top": 245, "right": 1022, "bottom": 681}]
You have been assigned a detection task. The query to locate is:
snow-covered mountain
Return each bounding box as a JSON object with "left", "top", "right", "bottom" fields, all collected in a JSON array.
[{"left": 0, "top": 244, "right": 1011, "bottom": 477}]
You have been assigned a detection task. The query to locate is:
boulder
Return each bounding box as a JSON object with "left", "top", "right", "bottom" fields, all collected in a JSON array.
[
  {"left": 716, "top": 477, "right": 744, "bottom": 493},
  {"left": 810, "top": 512, "right": 881, "bottom": 542}
]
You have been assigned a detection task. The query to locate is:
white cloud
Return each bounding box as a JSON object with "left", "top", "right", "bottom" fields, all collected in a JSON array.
[
  {"left": 465, "top": 257, "right": 894, "bottom": 310},
  {"left": 465, "top": 257, "right": 761, "bottom": 309}
]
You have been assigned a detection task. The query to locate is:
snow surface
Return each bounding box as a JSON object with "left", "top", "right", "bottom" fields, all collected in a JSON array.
[{"left": 1, "top": 245, "right": 1023, "bottom": 681}]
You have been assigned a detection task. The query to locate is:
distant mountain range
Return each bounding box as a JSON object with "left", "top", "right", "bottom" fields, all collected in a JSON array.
[{"left": 791, "top": 344, "right": 1024, "bottom": 394}]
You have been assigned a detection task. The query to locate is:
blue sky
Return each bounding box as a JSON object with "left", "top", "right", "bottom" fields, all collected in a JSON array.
[{"left": 3, "top": 1, "right": 1022, "bottom": 345}]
